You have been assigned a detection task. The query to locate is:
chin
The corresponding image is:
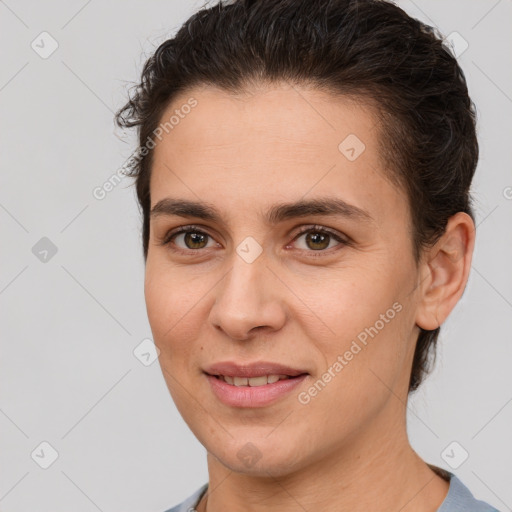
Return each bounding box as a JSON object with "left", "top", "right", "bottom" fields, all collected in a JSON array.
[
  {"left": 224, "top": 456, "right": 300, "bottom": 478},
  {"left": 208, "top": 438, "right": 307, "bottom": 478}
]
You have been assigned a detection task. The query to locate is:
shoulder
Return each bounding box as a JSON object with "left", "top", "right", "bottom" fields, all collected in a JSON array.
[
  {"left": 437, "top": 472, "right": 501, "bottom": 512},
  {"left": 161, "top": 483, "right": 208, "bottom": 512}
]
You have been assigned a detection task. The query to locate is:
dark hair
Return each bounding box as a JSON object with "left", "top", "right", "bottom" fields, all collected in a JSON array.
[{"left": 115, "top": 0, "right": 479, "bottom": 394}]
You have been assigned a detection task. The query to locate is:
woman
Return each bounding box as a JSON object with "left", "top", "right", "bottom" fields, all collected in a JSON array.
[{"left": 115, "top": 0, "right": 499, "bottom": 510}]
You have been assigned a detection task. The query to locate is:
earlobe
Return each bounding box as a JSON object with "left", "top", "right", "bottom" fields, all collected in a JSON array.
[{"left": 415, "top": 212, "right": 475, "bottom": 331}]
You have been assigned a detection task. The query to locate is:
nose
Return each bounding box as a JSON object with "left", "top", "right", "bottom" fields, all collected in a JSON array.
[{"left": 208, "top": 251, "right": 287, "bottom": 341}]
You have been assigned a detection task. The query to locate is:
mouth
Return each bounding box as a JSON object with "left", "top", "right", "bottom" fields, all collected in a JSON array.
[
  {"left": 208, "top": 373, "right": 304, "bottom": 387},
  {"left": 203, "top": 361, "right": 310, "bottom": 407},
  {"left": 203, "top": 360, "right": 309, "bottom": 379}
]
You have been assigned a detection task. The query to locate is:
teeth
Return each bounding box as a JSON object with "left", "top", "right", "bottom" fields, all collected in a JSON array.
[
  {"left": 247, "top": 376, "right": 268, "bottom": 387},
  {"left": 233, "top": 377, "right": 248, "bottom": 386},
  {"left": 220, "top": 374, "right": 290, "bottom": 386}
]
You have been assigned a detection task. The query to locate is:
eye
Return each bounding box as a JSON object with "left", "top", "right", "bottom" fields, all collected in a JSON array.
[
  {"left": 290, "top": 225, "right": 348, "bottom": 255},
  {"left": 161, "top": 224, "right": 349, "bottom": 257},
  {"left": 162, "top": 225, "right": 218, "bottom": 253}
]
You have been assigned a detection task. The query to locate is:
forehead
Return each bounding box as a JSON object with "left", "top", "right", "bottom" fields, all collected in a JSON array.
[
  {"left": 149, "top": 83, "right": 406, "bottom": 228},
  {"left": 153, "top": 83, "right": 379, "bottom": 164}
]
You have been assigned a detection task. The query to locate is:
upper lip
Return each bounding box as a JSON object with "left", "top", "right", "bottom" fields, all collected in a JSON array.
[{"left": 204, "top": 361, "right": 309, "bottom": 378}]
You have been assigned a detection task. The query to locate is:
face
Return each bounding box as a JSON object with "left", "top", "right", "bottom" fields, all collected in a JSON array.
[{"left": 145, "top": 82, "right": 424, "bottom": 476}]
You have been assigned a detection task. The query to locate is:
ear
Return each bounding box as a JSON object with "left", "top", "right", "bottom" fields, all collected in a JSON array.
[{"left": 415, "top": 212, "right": 476, "bottom": 331}]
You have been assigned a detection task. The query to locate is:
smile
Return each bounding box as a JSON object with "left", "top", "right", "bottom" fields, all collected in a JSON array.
[
  {"left": 205, "top": 373, "right": 308, "bottom": 407},
  {"left": 214, "top": 374, "right": 292, "bottom": 386}
]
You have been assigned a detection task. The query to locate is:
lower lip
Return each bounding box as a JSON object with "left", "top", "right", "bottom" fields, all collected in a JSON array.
[{"left": 205, "top": 374, "right": 308, "bottom": 408}]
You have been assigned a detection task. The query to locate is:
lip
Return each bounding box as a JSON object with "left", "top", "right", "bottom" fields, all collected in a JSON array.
[
  {"left": 204, "top": 361, "right": 308, "bottom": 378},
  {"left": 203, "top": 361, "right": 309, "bottom": 408},
  {"left": 205, "top": 373, "right": 308, "bottom": 408}
]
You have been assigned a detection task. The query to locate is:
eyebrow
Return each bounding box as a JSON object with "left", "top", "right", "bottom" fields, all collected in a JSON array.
[{"left": 150, "top": 196, "right": 374, "bottom": 225}]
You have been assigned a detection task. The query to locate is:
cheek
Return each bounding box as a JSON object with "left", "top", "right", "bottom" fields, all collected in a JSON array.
[
  {"left": 144, "top": 262, "right": 194, "bottom": 354},
  {"left": 144, "top": 264, "right": 171, "bottom": 341},
  {"left": 303, "top": 265, "right": 401, "bottom": 343},
  {"left": 144, "top": 265, "right": 203, "bottom": 412},
  {"left": 144, "top": 259, "right": 217, "bottom": 381},
  {"left": 300, "top": 264, "right": 413, "bottom": 397}
]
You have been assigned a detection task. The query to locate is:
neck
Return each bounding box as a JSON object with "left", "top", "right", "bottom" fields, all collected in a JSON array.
[{"left": 200, "top": 404, "right": 449, "bottom": 512}]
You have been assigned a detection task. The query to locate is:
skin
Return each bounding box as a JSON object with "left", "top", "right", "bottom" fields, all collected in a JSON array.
[{"left": 145, "top": 82, "right": 475, "bottom": 512}]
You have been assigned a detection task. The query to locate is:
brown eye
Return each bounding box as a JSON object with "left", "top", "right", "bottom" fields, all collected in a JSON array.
[
  {"left": 292, "top": 226, "right": 347, "bottom": 254},
  {"left": 304, "top": 231, "right": 331, "bottom": 250},
  {"left": 181, "top": 231, "right": 209, "bottom": 249},
  {"left": 163, "top": 226, "right": 217, "bottom": 252}
]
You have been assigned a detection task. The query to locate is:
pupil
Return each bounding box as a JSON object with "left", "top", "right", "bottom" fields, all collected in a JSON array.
[
  {"left": 307, "top": 232, "right": 329, "bottom": 250},
  {"left": 185, "top": 232, "right": 206, "bottom": 249}
]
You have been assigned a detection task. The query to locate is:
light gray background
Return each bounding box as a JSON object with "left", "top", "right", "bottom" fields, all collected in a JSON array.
[{"left": 1, "top": 1, "right": 511, "bottom": 511}]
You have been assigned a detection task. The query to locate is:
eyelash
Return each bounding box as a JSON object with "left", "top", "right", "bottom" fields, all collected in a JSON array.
[{"left": 161, "top": 224, "right": 349, "bottom": 257}]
